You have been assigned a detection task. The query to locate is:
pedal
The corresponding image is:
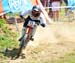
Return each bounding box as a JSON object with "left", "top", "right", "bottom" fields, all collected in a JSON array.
[{"left": 30, "top": 37, "right": 34, "bottom": 41}]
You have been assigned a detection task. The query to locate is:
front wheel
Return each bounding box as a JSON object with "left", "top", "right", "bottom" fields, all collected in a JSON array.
[
  {"left": 15, "top": 39, "right": 25, "bottom": 59},
  {"left": 16, "top": 35, "right": 29, "bottom": 59}
]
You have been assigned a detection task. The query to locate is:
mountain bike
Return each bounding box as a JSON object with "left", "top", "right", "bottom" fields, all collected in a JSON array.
[{"left": 15, "top": 20, "right": 39, "bottom": 58}]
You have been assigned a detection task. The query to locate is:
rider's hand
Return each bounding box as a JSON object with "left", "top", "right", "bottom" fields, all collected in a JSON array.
[
  {"left": 20, "top": 15, "right": 24, "bottom": 19},
  {"left": 20, "top": 15, "right": 26, "bottom": 21},
  {"left": 41, "top": 24, "right": 45, "bottom": 27}
]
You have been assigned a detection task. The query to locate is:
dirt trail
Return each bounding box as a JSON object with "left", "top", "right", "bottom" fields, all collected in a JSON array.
[{"left": 4, "top": 22, "right": 75, "bottom": 63}]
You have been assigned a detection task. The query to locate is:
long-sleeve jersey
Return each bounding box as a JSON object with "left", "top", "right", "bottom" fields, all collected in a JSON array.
[{"left": 20, "top": 9, "right": 46, "bottom": 26}]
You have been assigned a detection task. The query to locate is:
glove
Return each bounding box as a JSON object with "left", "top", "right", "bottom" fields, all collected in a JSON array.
[
  {"left": 20, "top": 15, "right": 26, "bottom": 22},
  {"left": 41, "top": 24, "right": 45, "bottom": 27},
  {"left": 20, "top": 15, "right": 24, "bottom": 19}
]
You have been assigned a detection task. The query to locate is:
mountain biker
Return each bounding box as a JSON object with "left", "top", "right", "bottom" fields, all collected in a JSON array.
[{"left": 19, "top": 5, "right": 46, "bottom": 41}]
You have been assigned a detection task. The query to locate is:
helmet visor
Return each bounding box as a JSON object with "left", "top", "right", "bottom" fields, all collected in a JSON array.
[
  {"left": 32, "top": 10, "right": 40, "bottom": 17},
  {"left": 33, "top": 8, "right": 39, "bottom": 11}
]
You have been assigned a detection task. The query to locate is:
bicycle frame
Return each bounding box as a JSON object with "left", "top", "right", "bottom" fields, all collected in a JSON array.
[
  {"left": 15, "top": 26, "right": 33, "bottom": 59},
  {"left": 24, "top": 26, "right": 33, "bottom": 43},
  {"left": 20, "top": 26, "right": 33, "bottom": 48},
  {"left": 16, "top": 20, "right": 37, "bottom": 59}
]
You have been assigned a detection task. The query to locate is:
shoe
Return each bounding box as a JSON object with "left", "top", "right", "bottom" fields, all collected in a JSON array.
[{"left": 30, "top": 37, "right": 34, "bottom": 41}]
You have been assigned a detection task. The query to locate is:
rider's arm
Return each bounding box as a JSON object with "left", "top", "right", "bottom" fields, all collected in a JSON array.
[
  {"left": 20, "top": 10, "right": 31, "bottom": 19},
  {"left": 40, "top": 13, "right": 46, "bottom": 27}
]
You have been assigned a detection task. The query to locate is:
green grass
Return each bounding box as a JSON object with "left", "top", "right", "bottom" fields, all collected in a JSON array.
[
  {"left": 0, "top": 19, "right": 19, "bottom": 59},
  {"left": 0, "top": 19, "right": 18, "bottom": 48}
]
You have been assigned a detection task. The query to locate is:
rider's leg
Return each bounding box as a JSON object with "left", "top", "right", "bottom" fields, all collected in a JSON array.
[
  {"left": 19, "top": 27, "right": 27, "bottom": 41},
  {"left": 30, "top": 26, "right": 37, "bottom": 41}
]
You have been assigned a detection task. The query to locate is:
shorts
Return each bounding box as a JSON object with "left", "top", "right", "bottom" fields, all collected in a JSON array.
[{"left": 51, "top": 2, "right": 61, "bottom": 11}]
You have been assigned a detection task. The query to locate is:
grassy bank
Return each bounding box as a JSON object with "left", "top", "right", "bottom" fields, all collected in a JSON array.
[{"left": 0, "top": 19, "right": 18, "bottom": 59}]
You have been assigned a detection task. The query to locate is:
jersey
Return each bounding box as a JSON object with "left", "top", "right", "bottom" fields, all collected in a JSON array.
[{"left": 20, "top": 9, "right": 46, "bottom": 27}]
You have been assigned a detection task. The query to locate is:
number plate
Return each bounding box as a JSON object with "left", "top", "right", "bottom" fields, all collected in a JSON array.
[{"left": 27, "top": 21, "right": 36, "bottom": 28}]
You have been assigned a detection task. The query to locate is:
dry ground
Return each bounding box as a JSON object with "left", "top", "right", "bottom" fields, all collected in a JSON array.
[{"left": 2, "top": 21, "right": 75, "bottom": 63}]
